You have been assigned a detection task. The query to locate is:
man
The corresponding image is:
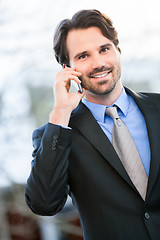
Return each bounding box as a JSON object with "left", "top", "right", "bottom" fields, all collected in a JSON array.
[{"left": 25, "top": 9, "right": 160, "bottom": 240}]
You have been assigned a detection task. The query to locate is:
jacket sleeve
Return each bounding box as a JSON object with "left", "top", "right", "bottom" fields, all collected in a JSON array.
[{"left": 25, "top": 122, "right": 72, "bottom": 216}]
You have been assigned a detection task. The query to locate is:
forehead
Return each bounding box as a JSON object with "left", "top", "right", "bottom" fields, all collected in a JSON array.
[{"left": 66, "top": 27, "right": 113, "bottom": 57}]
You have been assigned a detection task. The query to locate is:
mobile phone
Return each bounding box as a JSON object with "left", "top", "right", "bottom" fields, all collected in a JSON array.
[
  {"left": 77, "top": 83, "right": 83, "bottom": 93},
  {"left": 64, "top": 64, "right": 83, "bottom": 93}
]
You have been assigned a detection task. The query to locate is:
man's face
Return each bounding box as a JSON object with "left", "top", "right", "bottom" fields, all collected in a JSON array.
[{"left": 66, "top": 27, "right": 122, "bottom": 96}]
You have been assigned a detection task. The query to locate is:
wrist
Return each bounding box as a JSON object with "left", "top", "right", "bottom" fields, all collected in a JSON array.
[{"left": 49, "top": 106, "right": 72, "bottom": 127}]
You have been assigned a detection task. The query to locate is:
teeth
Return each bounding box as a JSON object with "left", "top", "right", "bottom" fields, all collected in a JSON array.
[{"left": 92, "top": 72, "right": 110, "bottom": 78}]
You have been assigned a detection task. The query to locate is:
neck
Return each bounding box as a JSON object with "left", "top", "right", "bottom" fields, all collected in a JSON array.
[{"left": 84, "top": 82, "right": 123, "bottom": 106}]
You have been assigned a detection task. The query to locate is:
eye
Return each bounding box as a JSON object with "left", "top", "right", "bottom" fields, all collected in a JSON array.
[
  {"left": 100, "top": 47, "right": 109, "bottom": 53},
  {"left": 78, "top": 54, "right": 88, "bottom": 60}
]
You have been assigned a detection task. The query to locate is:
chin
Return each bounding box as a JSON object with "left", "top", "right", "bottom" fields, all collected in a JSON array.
[{"left": 90, "top": 83, "right": 116, "bottom": 95}]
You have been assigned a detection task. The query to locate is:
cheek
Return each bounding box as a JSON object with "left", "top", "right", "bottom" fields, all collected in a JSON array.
[
  {"left": 114, "top": 52, "right": 121, "bottom": 65},
  {"left": 74, "top": 63, "right": 90, "bottom": 76},
  {"left": 109, "top": 54, "right": 118, "bottom": 64}
]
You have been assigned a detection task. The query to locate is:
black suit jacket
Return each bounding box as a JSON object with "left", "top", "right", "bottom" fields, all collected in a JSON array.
[{"left": 25, "top": 88, "right": 160, "bottom": 240}]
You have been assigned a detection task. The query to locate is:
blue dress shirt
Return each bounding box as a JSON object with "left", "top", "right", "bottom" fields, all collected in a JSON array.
[{"left": 82, "top": 88, "right": 151, "bottom": 177}]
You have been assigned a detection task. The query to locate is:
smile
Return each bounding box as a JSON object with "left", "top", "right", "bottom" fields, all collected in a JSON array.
[{"left": 91, "top": 71, "right": 111, "bottom": 78}]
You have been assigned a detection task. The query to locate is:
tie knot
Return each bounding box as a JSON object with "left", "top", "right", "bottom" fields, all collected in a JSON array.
[{"left": 105, "top": 106, "right": 119, "bottom": 119}]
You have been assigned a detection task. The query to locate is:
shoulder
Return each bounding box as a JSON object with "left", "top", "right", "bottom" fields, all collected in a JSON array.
[
  {"left": 139, "top": 92, "right": 160, "bottom": 100},
  {"left": 125, "top": 87, "right": 160, "bottom": 102}
]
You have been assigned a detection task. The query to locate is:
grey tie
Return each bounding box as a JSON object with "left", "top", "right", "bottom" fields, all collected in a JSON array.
[{"left": 105, "top": 106, "right": 148, "bottom": 200}]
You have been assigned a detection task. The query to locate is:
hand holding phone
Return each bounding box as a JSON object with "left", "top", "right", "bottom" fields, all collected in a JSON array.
[
  {"left": 64, "top": 64, "right": 83, "bottom": 93},
  {"left": 50, "top": 66, "right": 84, "bottom": 126}
]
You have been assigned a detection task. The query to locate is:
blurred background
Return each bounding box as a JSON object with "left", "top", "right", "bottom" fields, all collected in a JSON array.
[{"left": 0, "top": 0, "right": 160, "bottom": 239}]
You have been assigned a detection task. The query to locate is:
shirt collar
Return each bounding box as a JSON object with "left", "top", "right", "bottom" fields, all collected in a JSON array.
[
  {"left": 114, "top": 88, "right": 129, "bottom": 117},
  {"left": 81, "top": 87, "right": 130, "bottom": 123}
]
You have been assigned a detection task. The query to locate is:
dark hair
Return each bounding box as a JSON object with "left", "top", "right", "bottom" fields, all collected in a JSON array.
[{"left": 53, "top": 9, "right": 121, "bottom": 66}]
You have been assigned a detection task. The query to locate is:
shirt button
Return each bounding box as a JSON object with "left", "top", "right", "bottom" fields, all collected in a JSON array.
[{"left": 144, "top": 212, "right": 150, "bottom": 220}]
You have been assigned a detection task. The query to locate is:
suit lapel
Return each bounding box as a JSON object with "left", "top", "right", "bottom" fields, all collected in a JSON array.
[
  {"left": 125, "top": 88, "right": 160, "bottom": 199},
  {"left": 70, "top": 101, "right": 138, "bottom": 192}
]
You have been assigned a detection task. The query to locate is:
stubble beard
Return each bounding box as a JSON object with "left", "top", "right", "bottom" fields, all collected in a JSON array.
[{"left": 80, "top": 66, "right": 121, "bottom": 96}]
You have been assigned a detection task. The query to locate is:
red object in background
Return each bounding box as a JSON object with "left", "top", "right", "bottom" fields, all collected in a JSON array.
[
  {"left": 67, "top": 217, "right": 83, "bottom": 240},
  {"left": 6, "top": 207, "right": 42, "bottom": 240}
]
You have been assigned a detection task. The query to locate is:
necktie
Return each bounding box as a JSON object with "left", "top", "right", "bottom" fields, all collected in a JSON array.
[{"left": 105, "top": 106, "right": 148, "bottom": 200}]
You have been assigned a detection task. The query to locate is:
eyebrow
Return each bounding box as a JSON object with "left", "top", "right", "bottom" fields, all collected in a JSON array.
[
  {"left": 74, "top": 43, "right": 113, "bottom": 60},
  {"left": 100, "top": 43, "right": 113, "bottom": 49},
  {"left": 74, "top": 51, "right": 88, "bottom": 60}
]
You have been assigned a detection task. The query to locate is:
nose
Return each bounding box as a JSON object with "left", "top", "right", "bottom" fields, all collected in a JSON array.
[{"left": 90, "top": 53, "right": 105, "bottom": 70}]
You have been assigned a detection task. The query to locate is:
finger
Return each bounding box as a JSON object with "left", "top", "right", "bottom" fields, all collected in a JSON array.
[
  {"left": 57, "top": 70, "right": 81, "bottom": 83},
  {"left": 65, "top": 75, "right": 81, "bottom": 84},
  {"left": 63, "top": 67, "right": 82, "bottom": 76}
]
